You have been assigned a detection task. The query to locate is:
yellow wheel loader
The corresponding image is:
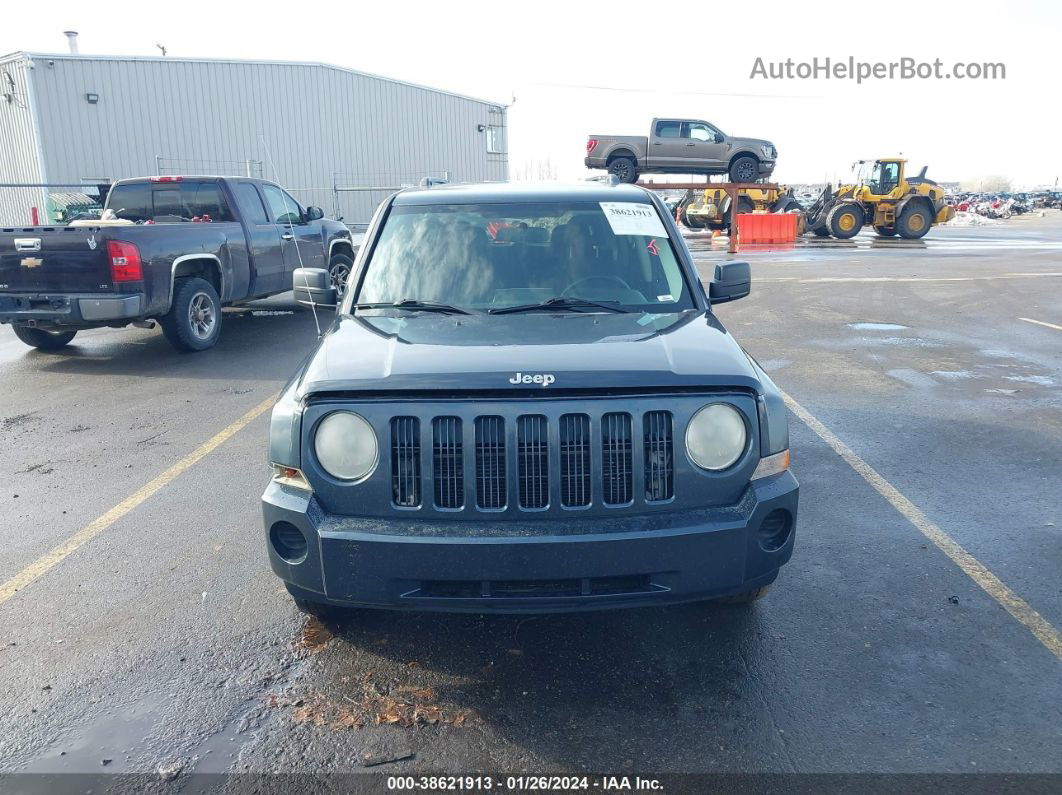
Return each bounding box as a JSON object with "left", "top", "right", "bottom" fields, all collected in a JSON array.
[
  {"left": 805, "top": 159, "right": 955, "bottom": 240},
  {"left": 680, "top": 185, "right": 803, "bottom": 232}
]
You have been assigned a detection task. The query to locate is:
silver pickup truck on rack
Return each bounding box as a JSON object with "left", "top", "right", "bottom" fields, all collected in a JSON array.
[{"left": 585, "top": 118, "right": 778, "bottom": 184}]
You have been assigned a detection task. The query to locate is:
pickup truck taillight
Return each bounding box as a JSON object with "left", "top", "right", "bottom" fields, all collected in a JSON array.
[
  {"left": 107, "top": 240, "right": 143, "bottom": 282},
  {"left": 586, "top": 138, "right": 598, "bottom": 155}
]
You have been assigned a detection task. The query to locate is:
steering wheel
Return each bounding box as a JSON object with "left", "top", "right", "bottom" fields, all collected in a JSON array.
[{"left": 562, "top": 275, "right": 631, "bottom": 296}]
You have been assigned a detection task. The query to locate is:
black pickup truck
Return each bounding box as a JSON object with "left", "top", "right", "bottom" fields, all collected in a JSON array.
[{"left": 0, "top": 176, "right": 355, "bottom": 352}]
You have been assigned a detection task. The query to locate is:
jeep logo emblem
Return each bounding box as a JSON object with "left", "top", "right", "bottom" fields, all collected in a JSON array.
[{"left": 509, "top": 372, "right": 555, "bottom": 387}]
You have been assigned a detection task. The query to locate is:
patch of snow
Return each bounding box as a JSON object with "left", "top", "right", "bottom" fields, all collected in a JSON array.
[
  {"left": 944, "top": 212, "right": 1003, "bottom": 227},
  {"left": 848, "top": 322, "right": 909, "bottom": 331}
]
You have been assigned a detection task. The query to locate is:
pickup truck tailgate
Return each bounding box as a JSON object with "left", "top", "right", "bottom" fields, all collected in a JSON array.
[{"left": 0, "top": 227, "right": 113, "bottom": 293}]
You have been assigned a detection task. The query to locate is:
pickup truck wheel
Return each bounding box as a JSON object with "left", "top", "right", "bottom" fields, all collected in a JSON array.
[
  {"left": 161, "top": 276, "right": 222, "bottom": 352},
  {"left": 607, "top": 157, "right": 638, "bottom": 184},
  {"left": 728, "top": 155, "right": 759, "bottom": 183},
  {"left": 12, "top": 326, "right": 77, "bottom": 350},
  {"left": 328, "top": 254, "right": 355, "bottom": 298}
]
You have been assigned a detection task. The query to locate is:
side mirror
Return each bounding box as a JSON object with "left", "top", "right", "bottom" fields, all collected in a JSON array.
[
  {"left": 304, "top": 206, "right": 324, "bottom": 221},
  {"left": 715, "top": 133, "right": 725, "bottom": 143},
  {"left": 708, "top": 261, "right": 751, "bottom": 304},
  {"left": 292, "top": 267, "right": 337, "bottom": 308}
]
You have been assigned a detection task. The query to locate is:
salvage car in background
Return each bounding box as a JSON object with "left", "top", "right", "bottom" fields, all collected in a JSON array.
[
  {"left": 0, "top": 176, "right": 355, "bottom": 352},
  {"left": 585, "top": 118, "right": 778, "bottom": 184},
  {"left": 263, "top": 182, "right": 798, "bottom": 616}
]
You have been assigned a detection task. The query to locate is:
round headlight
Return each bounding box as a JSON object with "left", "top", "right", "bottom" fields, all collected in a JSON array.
[
  {"left": 314, "top": 412, "right": 378, "bottom": 481},
  {"left": 685, "top": 404, "right": 747, "bottom": 471}
]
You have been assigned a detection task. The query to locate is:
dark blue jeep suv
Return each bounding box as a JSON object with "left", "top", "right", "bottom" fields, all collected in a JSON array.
[{"left": 263, "top": 182, "right": 797, "bottom": 614}]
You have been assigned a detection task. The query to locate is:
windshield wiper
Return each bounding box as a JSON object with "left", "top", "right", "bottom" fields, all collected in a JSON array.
[
  {"left": 354, "top": 299, "right": 472, "bottom": 315},
  {"left": 488, "top": 296, "right": 631, "bottom": 315}
]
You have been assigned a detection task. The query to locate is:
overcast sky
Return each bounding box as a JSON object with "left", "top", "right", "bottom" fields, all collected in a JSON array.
[{"left": 4, "top": 0, "right": 1060, "bottom": 188}]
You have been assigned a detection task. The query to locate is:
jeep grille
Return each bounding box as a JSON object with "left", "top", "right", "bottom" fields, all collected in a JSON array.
[{"left": 388, "top": 410, "right": 675, "bottom": 511}]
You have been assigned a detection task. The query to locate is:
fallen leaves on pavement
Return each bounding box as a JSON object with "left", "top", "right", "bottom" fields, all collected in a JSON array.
[
  {"left": 294, "top": 618, "right": 334, "bottom": 656},
  {"left": 268, "top": 678, "right": 477, "bottom": 731}
]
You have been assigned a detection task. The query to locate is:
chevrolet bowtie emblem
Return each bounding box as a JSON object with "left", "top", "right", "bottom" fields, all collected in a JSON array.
[{"left": 21, "top": 257, "right": 43, "bottom": 269}]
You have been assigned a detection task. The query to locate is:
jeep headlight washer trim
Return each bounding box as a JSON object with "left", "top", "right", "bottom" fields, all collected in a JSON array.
[
  {"left": 314, "top": 411, "right": 379, "bottom": 482},
  {"left": 685, "top": 403, "right": 748, "bottom": 471}
]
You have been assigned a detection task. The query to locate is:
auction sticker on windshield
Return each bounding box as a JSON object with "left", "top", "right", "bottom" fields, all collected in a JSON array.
[{"left": 599, "top": 202, "right": 667, "bottom": 237}]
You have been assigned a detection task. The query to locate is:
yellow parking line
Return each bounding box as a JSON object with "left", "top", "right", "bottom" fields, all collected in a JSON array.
[
  {"left": 0, "top": 393, "right": 279, "bottom": 606},
  {"left": 1019, "top": 316, "right": 1062, "bottom": 332},
  {"left": 782, "top": 390, "right": 1062, "bottom": 662}
]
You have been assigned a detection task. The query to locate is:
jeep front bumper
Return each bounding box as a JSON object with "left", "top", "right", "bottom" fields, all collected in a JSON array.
[{"left": 262, "top": 472, "right": 798, "bottom": 613}]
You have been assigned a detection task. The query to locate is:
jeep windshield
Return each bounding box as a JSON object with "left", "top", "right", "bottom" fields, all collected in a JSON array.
[{"left": 353, "top": 201, "right": 696, "bottom": 313}]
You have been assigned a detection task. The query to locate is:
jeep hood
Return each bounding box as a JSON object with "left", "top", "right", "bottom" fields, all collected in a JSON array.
[{"left": 294, "top": 311, "right": 762, "bottom": 397}]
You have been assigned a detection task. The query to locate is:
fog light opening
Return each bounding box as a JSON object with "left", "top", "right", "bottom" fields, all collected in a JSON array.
[
  {"left": 757, "top": 509, "right": 792, "bottom": 552},
  {"left": 270, "top": 521, "right": 308, "bottom": 563}
]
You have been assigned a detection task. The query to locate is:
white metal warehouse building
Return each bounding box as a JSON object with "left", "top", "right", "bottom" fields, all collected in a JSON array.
[{"left": 0, "top": 51, "right": 508, "bottom": 226}]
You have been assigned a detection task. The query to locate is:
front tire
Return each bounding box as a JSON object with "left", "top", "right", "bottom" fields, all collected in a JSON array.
[
  {"left": 728, "top": 155, "right": 759, "bottom": 183},
  {"left": 714, "top": 571, "right": 778, "bottom": 604},
  {"left": 715, "top": 584, "right": 773, "bottom": 604},
  {"left": 328, "top": 254, "right": 355, "bottom": 298},
  {"left": 160, "top": 276, "right": 222, "bottom": 352},
  {"left": 896, "top": 204, "right": 932, "bottom": 239},
  {"left": 607, "top": 157, "right": 639, "bottom": 184},
  {"left": 827, "top": 203, "right": 865, "bottom": 239},
  {"left": 285, "top": 583, "right": 340, "bottom": 619},
  {"left": 12, "top": 326, "right": 77, "bottom": 350}
]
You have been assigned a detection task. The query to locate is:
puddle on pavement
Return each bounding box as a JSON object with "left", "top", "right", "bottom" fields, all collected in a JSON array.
[
  {"left": 848, "top": 322, "right": 909, "bottom": 331},
  {"left": 1004, "top": 375, "right": 1055, "bottom": 386},
  {"left": 757, "top": 359, "right": 791, "bottom": 372},
  {"left": 887, "top": 369, "right": 938, "bottom": 389},
  {"left": 19, "top": 694, "right": 166, "bottom": 774},
  {"left": 865, "top": 336, "right": 939, "bottom": 347}
]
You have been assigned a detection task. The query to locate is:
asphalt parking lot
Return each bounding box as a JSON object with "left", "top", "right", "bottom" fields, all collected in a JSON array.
[{"left": 0, "top": 213, "right": 1060, "bottom": 783}]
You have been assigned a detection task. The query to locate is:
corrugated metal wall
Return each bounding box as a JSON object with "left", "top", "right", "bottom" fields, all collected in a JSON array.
[
  {"left": 20, "top": 54, "right": 508, "bottom": 225},
  {"left": 0, "top": 54, "right": 47, "bottom": 225}
]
